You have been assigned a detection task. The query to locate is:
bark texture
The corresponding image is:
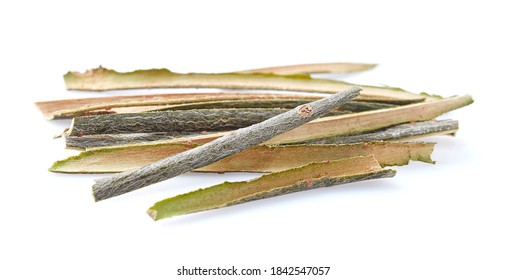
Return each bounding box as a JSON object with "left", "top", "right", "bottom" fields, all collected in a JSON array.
[{"left": 301, "top": 119, "right": 458, "bottom": 144}]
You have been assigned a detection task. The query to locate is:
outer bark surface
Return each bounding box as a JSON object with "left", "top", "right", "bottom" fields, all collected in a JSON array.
[
  {"left": 64, "top": 109, "right": 348, "bottom": 149},
  {"left": 301, "top": 119, "right": 458, "bottom": 144},
  {"left": 68, "top": 109, "right": 290, "bottom": 136},
  {"left": 91, "top": 87, "right": 362, "bottom": 201}
]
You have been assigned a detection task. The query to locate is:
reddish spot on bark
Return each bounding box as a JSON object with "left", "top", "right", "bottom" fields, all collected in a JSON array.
[
  {"left": 305, "top": 179, "right": 313, "bottom": 188},
  {"left": 298, "top": 105, "right": 313, "bottom": 118},
  {"left": 410, "top": 121, "right": 417, "bottom": 125},
  {"left": 77, "top": 131, "right": 84, "bottom": 137},
  {"left": 104, "top": 106, "right": 112, "bottom": 111}
]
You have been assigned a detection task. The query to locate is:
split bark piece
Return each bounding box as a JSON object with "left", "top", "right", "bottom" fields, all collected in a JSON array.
[
  {"left": 67, "top": 109, "right": 291, "bottom": 136},
  {"left": 64, "top": 66, "right": 424, "bottom": 104},
  {"left": 238, "top": 62, "right": 377, "bottom": 75},
  {"left": 36, "top": 92, "right": 323, "bottom": 120},
  {"left": 91, "top": 87, "right": 362, "bottom": 201},
  {"left": 64, "top": 109, "right": 349, "bottom": 149},
  {"left": 50, "top": 142, "right": 434, "bottom": 174},
  {"left": 301, "top": 119, "right": 458, "bottom": 145},
  {"left": 147, "top": 155, "right": 396, "bottom": 220},
  {"left": 65, "top": 132, "right": 199, "bottom": 150}
]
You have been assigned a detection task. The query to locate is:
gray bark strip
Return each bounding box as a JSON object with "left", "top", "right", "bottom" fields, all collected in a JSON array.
[
  {"left": 91, "top": 87, "right": 362, "bottom": 201},
  {"left": 65, "top": 132, "right": 202, "bottom": 150},
  {"left": 300, "top": 119, "right": 458, "bottom": 145},
  {"left": 338, "top": 101, "right": 396, "bottom": 112},
  {"left": 68, "top": 109, "right": 290, "bottom": 136},
  {"left": 65, "top": 109, "right": 349, "bottom": 149}
]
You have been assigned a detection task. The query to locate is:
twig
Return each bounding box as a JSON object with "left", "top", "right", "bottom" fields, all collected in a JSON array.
[{"left": 91, "top": 87, "right": 362, "bottom": 201}]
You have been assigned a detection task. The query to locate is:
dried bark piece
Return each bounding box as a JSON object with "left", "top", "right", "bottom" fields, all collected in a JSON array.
[
  {"left": 147, "top": 155, "right": 395, "bottom": 220},
  {"left": 64, "top": 66, "right": 424, "bottom": 104},
  {"left": 49, "top": 142, "right": 434, "bottom": 174},
  {"left": 91, "top": 87, "right": 361, "bottom": 201},
  {"left": 64, "top": 109, "right": 349, "bottom": 149},
  {"left": 238, "top": 62, "right": 377, "bottom": 75},
  {"left": 301, "top": 119, "right": 458, "bottom": 144},
  {"left": 35, "top": 92, "right": 323, "bottom": 120},
  {"left": 67, "top": 109, "right": 291, "bottom": 136}
]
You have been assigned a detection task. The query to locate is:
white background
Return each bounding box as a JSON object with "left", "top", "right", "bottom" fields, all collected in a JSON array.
[{"left": 1, "top": 1, "right": 505, "bottom": 279}]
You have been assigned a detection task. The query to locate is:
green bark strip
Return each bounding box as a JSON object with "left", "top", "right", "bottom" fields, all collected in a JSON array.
[
  {"left": 91, "top": 87, "right": 361, "bottom": 201},
  {"left": 50, "top": 142, "right": 434, "bottom": 174},
  {"left": 64, "top": 66, "right": 424, "bottom": 104},
  {"left": 147, "top": 155, "right": 395, "bottom": 220},
  {"left": 238, "top": 62, "right": 377, "bottom": 75},
  {"left": 301, "top": 119, "right": 458, "bottom": 145}
]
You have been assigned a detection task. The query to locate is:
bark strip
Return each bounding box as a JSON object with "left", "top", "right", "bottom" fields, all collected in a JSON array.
[
  {"left": 36, "top": 92, "right": 323, "bottom": 119},
  {"left": 301, "top": 119, "right": 458, "bottom": 144},
  {"left": 64, "top": 109, "right": 349, "bottom": 149},
  {"left": 64, "top": 67, "right": 424, "bottom": 104},
  {"left": 50, "top": 142, "right": 434, "bottom": 174},
  {"left": 91, "top": 87, "right": 362, "bottom": 201},
  {"left": 147, "top": 155, "right": 395, "bottom": 220},
  {"left": 67, "top": 109, "right": 290, "bottom": 136}
]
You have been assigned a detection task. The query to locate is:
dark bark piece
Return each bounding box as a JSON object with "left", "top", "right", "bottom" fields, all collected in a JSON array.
[
  {"left": 67, "top": 109, "right": 290, "bottom": 136},
  {"left": 64, "top": 109, "right": 349, "bottom": 149},
  {"left": 35, "top": 92, "right": 323, "bottom": 119}
]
